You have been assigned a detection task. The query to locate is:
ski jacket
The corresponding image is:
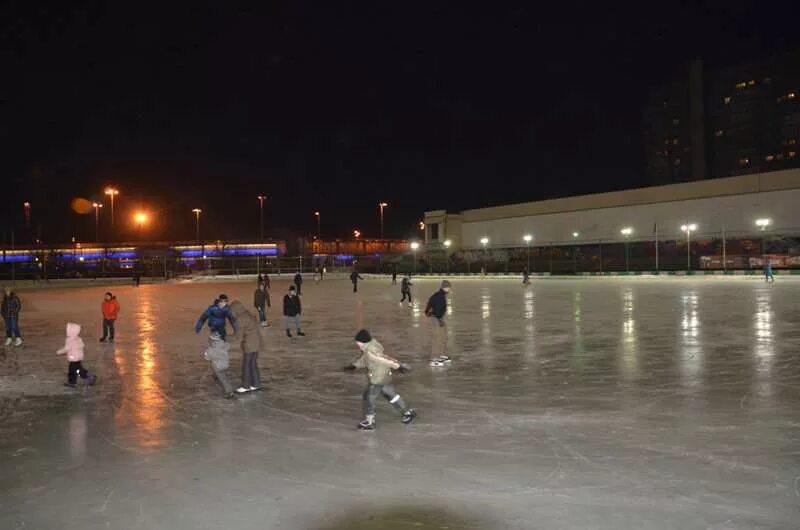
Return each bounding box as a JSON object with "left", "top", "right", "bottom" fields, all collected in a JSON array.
[
  {"left": 101, "top": 297, "right": 120, "bottom": 320},
  {"left": 1, "top": 293, "right": 21, "bottom": 319},
  {"left": 57, "top": 322, "right": 85, "bottom": 362},
  {"left": 425, "top": 290, "right": 447, "bottom": 319},
  {"left": 254, "top": 287, "right": 271, "bottom": 309},
  {"left": 283, "top": 294, "right": 302, "bottom": 317},
  {"left": 203, "top": 334, "right": 230, "bottom": 370},
  {"left": 350, "top": 339, "right": 401, "bottom": 385},
  {"left": 229, "top": 301, "right": 263, "bottom": 354},
  {"left": 195, "top": 302, "right": 237, "bottom": 334},
  {"left": 294, "top": 273, "right": 303, "bottom": 286},
  {"left": 350, "top": 272, "right": 363, "bottom": 284},
  {"left": 401, "top": 278, "right": 413, "bottom": 292}
]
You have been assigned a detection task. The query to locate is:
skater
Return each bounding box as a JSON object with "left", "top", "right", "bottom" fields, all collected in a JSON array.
[
  {"left": 294, "top": 271, "right": 303, "bottom": 295},
  {"left": 202, "top": 331, "right": 235, "bottom": 398},
  {"left": 257, "top": 273, "right": 264, "bottom": 286},
  {"left": 56, "top": 323, "right": 97, "bottom": 388},
  {"left": 400, "top": 274, "right": 413, "bottom": 304},
  {"left": 522, "top": 267, "right": 530, "bottom": 285},
  {"left": 343, "top": 329, "right": 416, "bottom": 430},
  {"left": 313, "top": 267, "right": 321, "bottom": 283},
  {"left": 283, "top": 285, "right": 305, "bottom": 337},
  {"left": 262, "top": 273, "right": 271, "bottom": 290},
  {"left": 229, "top": 301, "right": 263, "bottom": 393},
  {"left": 764, "top": 261, "right": 775, "bottom": 283},
  {"left": 195, "top": 294, "right": 237, "bottom": 339},
  {"left": 2, "top": 287, "right": 23, "bottom": 346},
  {"left": 254, "top": 282, "right": 271, "bottom": 327},
  {"left": 391, "top": 267, "right": 398, "bottom": 285},
  {"left": 134, "top": 271, "right": 141, "bottom": 287},
  {"left": 99, "top": 292, "right": 120, "bottom": 342},
  {"left": 425, "top": 280, "right": 452, "bottom": 367},
  {"left": 350, "top": 269, "right": 364, "bottom": 293}
]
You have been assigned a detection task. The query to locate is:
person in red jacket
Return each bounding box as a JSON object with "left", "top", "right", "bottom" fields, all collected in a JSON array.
[{"left": 100, "top": 292, "right": 120, "bottom": 342}]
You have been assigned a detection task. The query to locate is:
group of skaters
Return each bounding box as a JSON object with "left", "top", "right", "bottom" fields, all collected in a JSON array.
[{"left": 192, "top": 270, "right": 453, "bottom": 429}]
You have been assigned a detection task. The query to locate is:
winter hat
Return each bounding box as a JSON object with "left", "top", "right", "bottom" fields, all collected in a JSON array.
[
  {"left": 354, "top": 329, "right": 372, "bottom": 343},
  {"left": 218, "top": 294, "right": 229, "bottom": 301},
  {"left": 105, "top": 291, "right": 113, "bottom": 297},
  {"left": 289, "top": 285, "right": 296, "bottom": 291},
  {"left": 441, "top": 280, "right": 452, "bottom": 289}
]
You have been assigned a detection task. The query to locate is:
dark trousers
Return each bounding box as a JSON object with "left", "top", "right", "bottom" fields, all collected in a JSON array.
[
  {"left": 401, "top": 290, "right": 411, "bottom": 303},
  {"left": 256, "top": 306, "right": 267, "bottom": 324},
  {"left": 353, "top": 282, "right": 358, "bottom": 293},
  {"left": 101, "top": 319, "right": 115, "bottom": 339},
  {"left": 210, "top": 324, "right": 227, "bottom": 339},
  {"left": 362, "top": 384, "right": 407, "bottom": 417},
  {"left": 295, "top": 282, "right": 302, "bottom": 295},
  {"left": 4, "top": 317, "right": 21, "bottom": 338},
  {"left": 68, "top": 361, "right": 90, "bottom": 384},
  {"left": 241, "top": 352, "right": 262, "bottom": 388}
]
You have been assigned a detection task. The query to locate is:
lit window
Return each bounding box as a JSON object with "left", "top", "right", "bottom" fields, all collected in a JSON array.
[
  {"left": 736, "top": 81, "right": 747, "bottom": 89},
  {"left": 739, "top": 158, "right": 750, "bottom": 166},
  {"left": 664, "top": 139, "right": 670, "bottom": 145},
  {"left": 789, "top": 92, "right": 796, "bottom": 99},
  {"left": 790, "top": 151, "right": 797, "bottom": 158},
  {"left": 748, "top": 80, "right": 756, "bottom": 86},
  {"left": 724, "top": 96, "right": 731, "bottom": 104},
  {"left": 672, "top": 138, "right": 679, "bottom": 145},
  {"left": 789, "top": 139, "right": 797, "bottom": 145},
  {"left": 714, "top": 130, "right": 724, "bottom": 137},
  {"left": 765, "top": 155, "right": 775, "bottom": 162},
  {"left": 672, "top": 118, "right": 680, "bottom": 126},
  {"left": 674, "top": 158, "right": 681, "bottom": 166}
]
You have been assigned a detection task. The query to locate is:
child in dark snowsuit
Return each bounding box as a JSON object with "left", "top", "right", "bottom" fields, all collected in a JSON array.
[
  {"left": 350, "top": 270, "right": 364, "bottom": 293},
  {"left": 343, "top": 329, "right": 416, "bottom": 430},
  {"left": 400, "top": 275, "right": 413, "bottom": 303}
]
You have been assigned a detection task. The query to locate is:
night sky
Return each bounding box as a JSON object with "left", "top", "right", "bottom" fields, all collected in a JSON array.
[{"left": 3, "top": 2, "right": 797, "bottom": 243}]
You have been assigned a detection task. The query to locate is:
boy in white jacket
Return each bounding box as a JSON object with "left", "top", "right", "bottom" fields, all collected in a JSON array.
[{"left": 56, "top": 323, "right": 97, "bottom": 388}]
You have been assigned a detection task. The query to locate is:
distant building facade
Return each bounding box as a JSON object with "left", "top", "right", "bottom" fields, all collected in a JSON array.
[{"left": 644, "top": 51, "right": 800, "bottom": 185}]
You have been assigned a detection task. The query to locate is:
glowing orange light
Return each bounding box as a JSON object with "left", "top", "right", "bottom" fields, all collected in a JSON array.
[
  {"left": 354, "top": 229, "right": 361, "bottom": 239},
  {"left": 135, "top": 212, "right": 148, "bottom": 225}
]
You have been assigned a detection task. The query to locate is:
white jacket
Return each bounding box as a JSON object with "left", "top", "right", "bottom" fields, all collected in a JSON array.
[{"left": 56, "top": 323, "right": 85, "bottom": 362}]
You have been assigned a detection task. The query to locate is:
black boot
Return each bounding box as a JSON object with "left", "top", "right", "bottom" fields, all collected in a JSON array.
[
  {"left": 297, "top": 329, "right": 306, "bottom": 336},
  {"left": 286, "top": 329, "right": 292, "bottom": 338}
]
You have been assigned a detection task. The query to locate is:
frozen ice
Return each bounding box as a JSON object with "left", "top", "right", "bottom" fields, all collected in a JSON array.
[{"left": 1, "top": 277, "right": 799, "bottom": 529}]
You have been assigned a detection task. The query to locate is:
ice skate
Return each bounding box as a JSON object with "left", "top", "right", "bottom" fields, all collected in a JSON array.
[
  {"left": 4, "top": 338, "right": 11, "bottom": 346},
  {"left": 249, "top": 386, "right": 262, "bottom": 392},
  {"left": 224, "top": 391, "right": 236, "bottom": 399},
  {"left": 63, "top": 382, "right": 77, "bottom": 388},
  {"left": 401, "top": 409, "right": 417, "bottom": 424},
  {"left": 297, "top": 330, "right": 306, "bottom": 336},
  {"left": 86, "top": 373, "right": 97, "bottom": 386},
  {"left": 13, "top": 337, "right": 23, "bottom": 346},
  {"left": 358, "top": 416, "right": 376, "bottom": 430},
  {"left": 235, "top": 386, "right": 250, "bottom": 394},
  {"left": 99, "top": 337, "right": 107, "bottom": 342},
  {"left": 429, "top": 359, "right": 445, "bottom": 367},
  {"left": 286, "top": 329, "right": 292, "bottom": 338}
]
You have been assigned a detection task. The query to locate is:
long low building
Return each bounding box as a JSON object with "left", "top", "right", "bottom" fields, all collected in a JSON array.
[{"left": 423, "top": 168, "right": 800, "bottom": 272}]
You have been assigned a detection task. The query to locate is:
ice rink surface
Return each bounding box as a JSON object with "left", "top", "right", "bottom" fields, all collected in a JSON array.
[{"left": 1, "top": 277, "right": 799, "bottom": 529}]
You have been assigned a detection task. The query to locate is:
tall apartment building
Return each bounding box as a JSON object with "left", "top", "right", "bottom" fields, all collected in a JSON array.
[{"left": 644, "top": 51, "right": 799, "bottom": 185}]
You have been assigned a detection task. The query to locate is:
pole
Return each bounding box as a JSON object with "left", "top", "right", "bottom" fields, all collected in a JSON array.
[
  {"left": 11, "top": 231, "right": 16, "bottom": 287},
  {"left": 722, "top": 224, "right": 727, "bottom": 272},
  {"left": 687, "top": 230, "right": 691, "bottom": 271},
  {"left": 110, "top": 194, "right": 115, "bottom": 233},
  {"left": 526, "top": 241, "right": 530, "bottom": 271},
  {"left": 599, "top": 240, "right": 603, "bottom": 273},
  {"left": 94, "top": 206, "right": 100, "bottom": 243},
  {"left": 195, "top": 213, "right": 200, "bottom": 242},
  {"left": 625, "top": 240, "right": 630, "bottom": 272},
  {"left": 655, "top": 223, "right": 659, "bottom": 272},
  {"left": 380, "top": 205, "right": 384, "bottom": 239}
]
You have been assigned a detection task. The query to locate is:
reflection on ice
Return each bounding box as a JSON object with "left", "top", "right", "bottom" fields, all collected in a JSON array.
[
  {"left": 620, "top": 288, "right": 637, "bottom": 379},
  {"left": 680, "top": 290, "right": 701, "bottom": 382}
]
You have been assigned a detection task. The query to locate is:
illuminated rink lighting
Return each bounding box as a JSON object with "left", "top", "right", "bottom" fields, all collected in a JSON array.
[
  {"left": 755, "top": 218, "right": 772, "bottom": 229},
  {"left": 681, "top": 223, "right": 698, "bottom": 232},
  {"left": 620, "top": 227, "right": 633, "bottom": 236}
]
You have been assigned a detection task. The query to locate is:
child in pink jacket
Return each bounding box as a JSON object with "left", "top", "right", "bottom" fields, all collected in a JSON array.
[{"left": 56, "top": 323, "right": 97, "bottom": 388}]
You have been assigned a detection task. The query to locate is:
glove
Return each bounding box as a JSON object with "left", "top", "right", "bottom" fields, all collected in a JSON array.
[
  {"left": 342, "top": 365, "right": 357, "bottom": 372},
  {"left": 397, "top": 363, "right": 412, "bottom": 373}
]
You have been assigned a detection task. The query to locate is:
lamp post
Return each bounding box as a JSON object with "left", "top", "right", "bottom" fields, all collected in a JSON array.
[
  {"left": 681, "top": 223, "right": 697, "bottom": 271},
  {"left": 480, "top": 237, "right": 489, "bottom": 273},
  {"left": 92, "top": 202, "right": 103, "bottom": 242},
  {"left": 104, "top": 187, "right": 119, "bottom": 237},
  {"left": 192, "top": 208, "right": 202, "bottom": 242},
  {"left": 314, "top": 211, "right": 321, "bottom": 238},
  {"left": 378, "top": 202, "right": 388, "bottom": 239},
  {"left": 411, "top": 241, "right": 420, "bottom": 273},
  {"left": 23, "top": 202, "right": 31, "bottom": 229},
  {"left": 135, "top": 212, "right": 148, "bottom": 240},
  {"left": 572, "top": 231, "right": 580, "bottom": 273},
  {"left": 257, "top": 195, "right": 266, "bottom": 241},
  {"left": 443, "top": 239, "right": 452, "bottom": 273},
  {"left": 755, "top": 218, "right": 771, "bottom": 257},
  {"left": 523, "top": 234, "right": 532, "bottom": 271},
  {"left": 620, "top": 227, "right": 633, "bottom": 272}
]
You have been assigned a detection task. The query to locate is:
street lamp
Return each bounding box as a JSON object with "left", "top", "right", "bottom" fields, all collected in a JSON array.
[
  {"left": 443, "top": 239, "right": 452, "bottom": 273},
  {"left": 378, "top": 202, "right": 388, "bottom": 239},
  {"left": 755, "top": 217, "right": 771, "bottom": 256},
  {"left": 134, "top": 212, "right": 148, "bottom": 239},
  {"left": 681, "top": 223, "right": 697, "bottom": 271},
  {"left": 104, "top": 187, "right": 119, "bottom": 236},
  {"left": 92, "top": 202, "right": 103, "bottom": 242},
  {"left": 480, "top": 237, "right": 489, "bottom": 273},
  {"left": 314, "top": 211, "right": 321, "bottom": 238},
  {"left": 23, "top": 202, "right": 31, "bottom": 229},
  {"left": 620, "top": 227, "right": 633, "bottom": 272},
  {"left": 523, "top": 234, "right": 533, "bottom": 271},
  {"left": 411, "top": 241, "right": 420, "bottom": 273},
  {"left": 354, "top": 229, "right": 361, "bottom": 239},
  {"left": 192, "top": 208, "right": 202, "bottom": 242},
  {"left": 257, "top": 195, "right": 266, "bottom": 241},
  {"left": 572, "top": 232, "right": 580, "bottom": 272}
]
